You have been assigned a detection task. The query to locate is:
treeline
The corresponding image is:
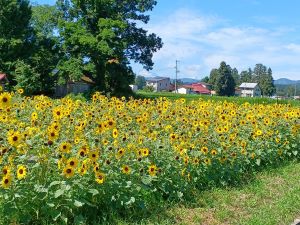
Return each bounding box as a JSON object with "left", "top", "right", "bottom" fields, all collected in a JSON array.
[
  {"left": 0, "top": 0, "right": 162, "bottom": 96},
  {"left": 276, "top": 84, "right": 300, "bottom": 97},
  {"left": 202, "top": 61, "right": 276, "bottom": 96}
]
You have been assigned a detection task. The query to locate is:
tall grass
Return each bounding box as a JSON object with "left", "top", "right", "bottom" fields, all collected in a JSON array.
[{"left": 136, "top": 91, "right": 300, "bottom": 106}]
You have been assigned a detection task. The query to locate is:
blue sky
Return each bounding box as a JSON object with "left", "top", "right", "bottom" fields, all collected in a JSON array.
[{"left": 34, "top": 0, "right": 300, "bottom": 80}]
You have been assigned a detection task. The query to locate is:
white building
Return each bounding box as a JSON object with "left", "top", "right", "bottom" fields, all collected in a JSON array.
[
  {"left": 129, "top": 84, "right": 138, "bottom": 92},
  {"left": 176, "top": 86, "right": 194, "bottom": 94},
  {"left": 239, "top": 83, "right": 261, "bottom": 97},
  {"left": 146, "top": 77, "right": 171, "bottom": 92}
]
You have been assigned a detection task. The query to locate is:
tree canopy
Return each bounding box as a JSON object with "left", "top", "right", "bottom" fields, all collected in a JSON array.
[
  {"left": 0, "top": 0, "right": 162, "bottom": 97},
  {"left": 135, "top": 75, "right": 146, "bottom": 90},
  {"left": 208, "top": 62, "right": 235, "bottom": 96},
  {"left": 55, "top": 0, "right": 162, "bottom": 96}
]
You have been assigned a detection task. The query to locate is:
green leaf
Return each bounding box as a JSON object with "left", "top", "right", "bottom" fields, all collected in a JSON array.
[
  {"left": 88, "top": 189, "right": 99, "bottom": 196},
  {"left": 47, "top": 203, "right": 55, "bottom": 208},
  {"left": 49, "top": 181, "right": 61, "bottom": 187},
  {"left": 74, "top": 200, "right": 85, "bottom": 207},
  {"left": 256, "top": 158, "right": 261, "bottom": 166},
  {"left": 125, "top": 197, "right": 135, "bottom": 205},
  {"left": 141, "top": 176, "right": 152, "bottom": 185},
  {"left": 50, "top": 211, "right": 61, "bottom": 221},
  {"left": 293, "top": 151, "right": 298, "bottom": 156},
  {"left": 34, "top": 185, "right": 48, "bottom": 193},
  {"left": 14, "top": 193, "right": 21, "bottom": 198},
  {"left": 177, "top": 191, "right": 184, "bottom": 198},
  {"left": 54, "top": 189, "right": 64, "bottom": 198}
]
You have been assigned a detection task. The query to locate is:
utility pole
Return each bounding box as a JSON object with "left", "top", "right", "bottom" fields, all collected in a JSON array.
[{"left": 175, "top": 60, "right": 179, "bottom": 93}]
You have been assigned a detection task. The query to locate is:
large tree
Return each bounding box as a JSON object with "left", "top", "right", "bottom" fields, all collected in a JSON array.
[
  {"left": 231, "top": 67, "right": 240, "bottom": 86},
  {"left": 208, "top": 68, "right": 219, "bottom": 90},
  {"left": 259, "top": 67, "right": 275, "bottom": 96},
  {"left": 135, "top": 75, "right": 146, "bottom": 89},
  {"left": 215, "top": 61, "right": 236, "bottom": 96},
  {"left": 240, "top": 68, "right": 253, "bottom": 83},
  {"left": 0, "top": 0, "right": 32, "bottom": 85},
  {"left": 0, "top": 2, "right": 61, "bottom": 95},
  {"left": 56, "top": 0, "right": 162, "bottom": 97},
  {"left": 253, "top": 64, "right": 275, "bottom": 96}
]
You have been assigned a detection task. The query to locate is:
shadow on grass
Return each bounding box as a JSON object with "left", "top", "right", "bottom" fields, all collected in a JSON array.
[{"left": 89, "top": 159, "right": 299, "bottom": 225}]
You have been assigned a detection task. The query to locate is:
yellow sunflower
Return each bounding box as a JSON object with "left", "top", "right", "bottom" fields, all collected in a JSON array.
[
  {"left": 1, "top": 175, "right": 12, "bottom": 189},
  {"left": 2, "top": 165, "right": 11, "bottom": 176},
  {"left": 95, "top": 172, "right": 105, "bottom": 184},
  {"left": 67, "top": 157, "right": 79, "bottom": 168},
  {"left": 122, "top": 165, "right": 131, "bottom": 174},
  {"left": 112, "top": 128, "right": 118, "bottom": 138},
  {"left": 63, "top": 166, "right": 75, "bottom": 178},
  {"left": 0, "top": 92, "right": 11, "bottom": 108},
  {"left": 148, "top": 165, "right": 157, "bottom": 176},
  {"left": 59, "top": 142, "right": 71, "bottom": 153},
  {"left": 7, "top": 130, "right": 22, "bottom": 147},
  {"left": 17, "top": 165, "right": 27, "bottom": 180},
  {"left": 17, "top": 88, "right": 24, "bottom": 94}
]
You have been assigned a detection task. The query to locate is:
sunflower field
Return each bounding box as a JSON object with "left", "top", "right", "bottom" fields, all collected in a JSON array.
[{"left": 0, "top": 89, "right": 299, "bottom": 224}]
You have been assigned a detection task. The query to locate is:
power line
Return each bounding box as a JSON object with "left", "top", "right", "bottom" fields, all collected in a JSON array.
[{"left": 175, "top": 60, "right": 180, "bottom": 93}]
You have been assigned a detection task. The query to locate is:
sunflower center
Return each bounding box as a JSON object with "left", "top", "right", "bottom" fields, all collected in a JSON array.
[
  {"left": 66, "top": 168, "right": 72, "bottom": 174},
  {"left": 13, "top": 136, "right": 18, "bottom": 142},
  {"left": 19, "top": 169, "right": 23, "bottom": 174},
  {"left": 3, "top": 169, "right": 7, "bottom": 174},
  {"left": 4, "top": 179, "right": 9, "bottom": 184},
  {"left": 2, "top": 97, "right": 8, "bottom": 103},
  {"left": 70, "top": 161, "right": 75, "bottom": 166}
]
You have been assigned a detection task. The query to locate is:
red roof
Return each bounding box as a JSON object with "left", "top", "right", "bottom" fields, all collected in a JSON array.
[
  {"left": 191, "top": 83, "right": 211, "bottom": 94},
  {"left": 179, "top": 83, "right": 211, "bottom": 94},
  {"left": 0, "top": 73, "right": 6, "bottom": 81}
]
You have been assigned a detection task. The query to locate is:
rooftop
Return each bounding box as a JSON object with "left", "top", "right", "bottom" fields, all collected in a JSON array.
[{"left": 239, "top": 83, "right": 258, "bottom": 88}]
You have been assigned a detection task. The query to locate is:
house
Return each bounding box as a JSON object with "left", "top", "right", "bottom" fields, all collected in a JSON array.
[
  {"left": 177, "top": 85, "right": 194, "bottom": 94},
  {"left": 175, "top": 83, "right": 211, "bottom": 95},
  {"left": 54, "top": 75, "right": 95, "bottom": 97},
  {"left": 235, "top": 88, "right": 241, "bottom": 96},
  {"left": 145, "top": 77, "right": 171, "bottom": 92},
  {"left": 0, "top": 73, "right": 9, "bottom": 90},
  {"left": 190, "top": 83, "right": 211, "bottom": 95},
  {"left": 198, "top": 82, "right": 212, "bottom": 90},
  {"left": 239, "top": 83, "right": 261, "bottom": 97}
]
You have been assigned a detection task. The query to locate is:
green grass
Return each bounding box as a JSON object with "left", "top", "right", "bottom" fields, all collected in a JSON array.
[
  {"left": 110, "top": 161, "right": 300, "bottom": 225},
  {"left": 136, "top": 91, "right": 300, "bottom": 106}
]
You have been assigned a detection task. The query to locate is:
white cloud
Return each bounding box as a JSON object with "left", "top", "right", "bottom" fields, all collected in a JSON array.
[
  {"left": 132, "top": 9, "right": 300, "bottom": 80},
  {"left": 148, "top": 9, "right": 219, "bottom": 41},
  {"left": 285, "top": 43, "right": 300, "bottom": 53}
]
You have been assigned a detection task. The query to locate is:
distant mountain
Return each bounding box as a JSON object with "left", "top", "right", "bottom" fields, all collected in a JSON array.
[
  {"left": 171, "top": 78, "right": 200, "bottom": 84},
  {"left": 274, "top": 78, "right": 300, "bottom": 85}
]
